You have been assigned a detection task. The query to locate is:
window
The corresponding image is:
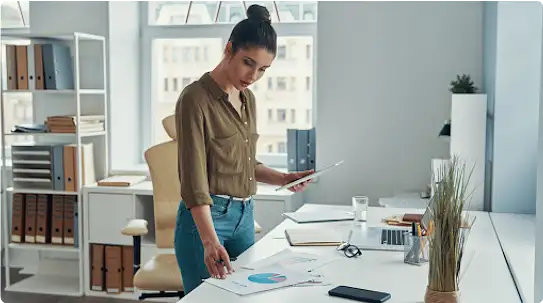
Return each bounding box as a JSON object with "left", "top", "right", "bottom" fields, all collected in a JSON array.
[
  {"left": 277, "top": 142, "right": 286, "bottom": 153},
  {"left": 306, "top": 44, "right": 311, "bottom": 59},
  {"left": 290, "top": 109, "right": 296, "bottom": 123},
  {"left": 267, "top": 144, "right": 273, "bottom": 153},
  {"left": 163, "top": 46, "right": 170, "bottom": 63},
  {"left": 142, "top": 1, "right": 317, "bottom": 168},
  {"left": 290, "top": 77, "right": 296, "bottom": 91},
  {"left": 277, "top": 77, "right": 287, "bottom": 91},
  {"left": 182, "top": 77, "right": 191, "bottom": 87},
  {"left": 1, "top": 1, "right": 29, "bottom": 29},
  {"left": 278, "top": 45, "right": 286, "bottom": 59},
  {"left": 182, "top": 47, "right": 191, "bottom": 62},
  {"left": 306, "top": 76, "right": 311, "bottom": 90},
  {"left": 171, "top": 46, "right": 180, "bottom": 63},
  {"left": 277, "top": 109, "right": 286, "bottom": 122}
]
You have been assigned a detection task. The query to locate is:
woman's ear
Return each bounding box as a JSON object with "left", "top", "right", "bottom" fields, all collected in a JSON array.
[{"left": 224, "top": 41, "right": 233, "bottom": 58}]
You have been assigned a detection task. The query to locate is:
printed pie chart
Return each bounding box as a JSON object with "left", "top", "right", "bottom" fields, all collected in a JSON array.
[{"left": 247, "top": 273, "right": 287, "bottom": 284}]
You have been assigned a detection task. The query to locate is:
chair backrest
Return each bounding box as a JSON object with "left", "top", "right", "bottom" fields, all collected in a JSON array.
[{"left": 144, "top": 115, "right": 180, "bottom": 249}]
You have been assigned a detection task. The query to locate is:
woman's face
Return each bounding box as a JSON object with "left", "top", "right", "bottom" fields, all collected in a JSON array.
[{"left": 225, "top": 43, "right": 274, "bottom": 91}]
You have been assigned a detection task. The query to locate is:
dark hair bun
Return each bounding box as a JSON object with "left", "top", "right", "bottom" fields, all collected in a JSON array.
[{"left": 246, "top": 4, "right": 271, "bottom": 23}]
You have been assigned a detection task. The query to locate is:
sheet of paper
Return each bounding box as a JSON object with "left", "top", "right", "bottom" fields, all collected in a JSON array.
[
  {"left": 283, "top": 211, "right": 353, "bottom": 223},
  {"left": 241, "top": 248, "right": 339, "bottom": 273},
  {"left": 203, "top": 265, "right": 313, "bottom": 296}
]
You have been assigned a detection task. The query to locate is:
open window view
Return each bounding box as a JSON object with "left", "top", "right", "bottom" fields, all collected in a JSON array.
[{"left": 148, "top": 1, "right": 316, "bottom": 166}]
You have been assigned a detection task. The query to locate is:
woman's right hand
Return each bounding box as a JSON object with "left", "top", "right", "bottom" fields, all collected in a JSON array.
[{"left": 203, "top": 240, "right": 233, "bottom": 279}]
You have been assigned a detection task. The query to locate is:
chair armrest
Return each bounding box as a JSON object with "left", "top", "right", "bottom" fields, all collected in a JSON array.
[{"left": 121, "top": 219, "right": 148, "bottom": 236}]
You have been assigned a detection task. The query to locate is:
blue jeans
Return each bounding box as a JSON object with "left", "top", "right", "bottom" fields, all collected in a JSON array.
[{"left": 174, "top": 195, "right": 255, "bottom": 295}]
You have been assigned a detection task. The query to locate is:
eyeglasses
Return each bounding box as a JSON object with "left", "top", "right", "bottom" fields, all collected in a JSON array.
[{"left": 337, "top": 242, "right": 362, "bottom": 258}]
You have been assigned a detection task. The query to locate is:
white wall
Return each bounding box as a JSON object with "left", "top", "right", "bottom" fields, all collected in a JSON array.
[
  {"left": 307, "top": 1, "right": 483, "bottom": 205},
  {"left": 535, "top": 4, "right": 543, "bottom": 302},
  {"left": 491, "top": 2, "right": 542, "bottom": 214}
]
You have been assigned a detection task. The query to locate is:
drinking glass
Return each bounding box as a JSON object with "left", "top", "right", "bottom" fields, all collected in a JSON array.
[{"left": 352, "top": 196, "right": 369, "bottom": 223}]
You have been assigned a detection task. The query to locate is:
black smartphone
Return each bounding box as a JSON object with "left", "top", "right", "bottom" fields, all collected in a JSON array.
[{"left": 328, "top": 285, "right": 391, "bottom": 302}]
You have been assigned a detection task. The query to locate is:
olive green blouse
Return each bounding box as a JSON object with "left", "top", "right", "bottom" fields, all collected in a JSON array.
[{"left": 175, "top": 72, "right": 261, "bottom": 209}]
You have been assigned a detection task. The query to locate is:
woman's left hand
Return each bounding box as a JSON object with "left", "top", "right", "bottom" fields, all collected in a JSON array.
[{"left": 282, "top": 170, "right": 314, "bottom": 192}]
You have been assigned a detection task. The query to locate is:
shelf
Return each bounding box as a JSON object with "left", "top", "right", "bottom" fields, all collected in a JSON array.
[
  {"left": 7, "top": 187, "right": 79, "bottom": 195},
  {"left": 1, "top": 31, "right": 105, "bottom": 41},
  {"left": 2, "top": 89, "right": 105, "bottom": 94},
  {"left": 5, "top": 131, "right": 106, "bottom": 137},
  {"left": 5, "top": 274, "right": 81, "bottom": 296},
  {"left": 8, "top": 242, "right": 79, "bottom": 253}
]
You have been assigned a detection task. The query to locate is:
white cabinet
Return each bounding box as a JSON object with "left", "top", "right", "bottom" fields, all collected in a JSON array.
[
  {"left": 82, "top": 181, "right": 303, "bottom": 299},
  {"left": 88, "top": 193, "right": 133, "bottom": 245}
]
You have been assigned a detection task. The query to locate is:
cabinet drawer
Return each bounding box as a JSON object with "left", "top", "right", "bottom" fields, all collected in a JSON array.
[{"left": 88, "top": 193, "right": 133, "bottom": 245}]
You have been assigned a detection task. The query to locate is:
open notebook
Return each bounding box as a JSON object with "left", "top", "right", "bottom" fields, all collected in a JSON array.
[{"left": 284, "top": 228, "right": 343, "bottom": 246}]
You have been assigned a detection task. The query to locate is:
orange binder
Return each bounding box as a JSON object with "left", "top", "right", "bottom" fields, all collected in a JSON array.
[
  {"left": 35, "top": 194, "right": 51, "bottom": 244},
  {"left": 24, "top": 194, "right": 37, "bottom": 243},
  {"left": 15, "top": 45, "right": 28, "bottom": 90},
  {"left": 63, "top": 145, "right": 76, "bottom": 192},
  {"left": 51, "top": 195, "right": 64, "bottom": 244},
  {"left": 91, "top": 244, "right": 105, "bottom": 291},
  {"left": 6, "top": 45, "right": 17, "bottom": 90},
  {"left": 62, "top": 195, "right": 76, "bottom": 245},
  {"left": 11, "top": 193, "right": 25, "bottom": 243},
  {"left": 105, "top": 245, "right": 123, "bottom": 293},
  {"left": 34, "top": 44, "right": 45, "bottom": 89},
  {"left": 122, "top": 246, "right": 134, "bottom": 292}
]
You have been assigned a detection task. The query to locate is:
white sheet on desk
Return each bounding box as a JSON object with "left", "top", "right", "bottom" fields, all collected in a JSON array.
[
  {"left": 203, "top": 265, "right": 313, "bottom": 296},
  {"left": 240, "top": 248, "right": 339, "bottom": 273}
]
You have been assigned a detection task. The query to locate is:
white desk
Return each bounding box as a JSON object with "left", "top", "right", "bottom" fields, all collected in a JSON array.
[
  {"left": 178, "top": 204, "right": 520, "bottom": 303},
  {"left": 490, "top": 212, "right": 535, "bottom": 303}
]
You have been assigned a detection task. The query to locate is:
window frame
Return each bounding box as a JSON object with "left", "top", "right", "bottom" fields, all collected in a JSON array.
[{"left": 139, "top": 1, "right": 317, "bottom": 168}]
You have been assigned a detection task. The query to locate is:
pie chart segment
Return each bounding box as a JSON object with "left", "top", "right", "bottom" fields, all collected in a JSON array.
[{"left": 247, "top": 273, "right": 287, "bottom": 284}]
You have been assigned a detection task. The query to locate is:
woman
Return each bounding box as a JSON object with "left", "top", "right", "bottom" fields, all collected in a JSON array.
[{"left": 174, "top": 4, "right": 313, "bottom": 295}]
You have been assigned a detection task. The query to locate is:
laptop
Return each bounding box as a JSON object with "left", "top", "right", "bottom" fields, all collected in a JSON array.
[{"left": 347, "top": 198, "right": 433, "bottom": 252}]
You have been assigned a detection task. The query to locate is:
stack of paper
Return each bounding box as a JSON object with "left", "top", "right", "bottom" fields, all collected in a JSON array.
[
  {"left": 203, "top": 265, "right": 313, "bottom": 296},
  {"left": 284, "top": 228, "right": 343, "bottom": 246},
  {"left": 45, "top": 115, "right": 105, "bottom": 133}
]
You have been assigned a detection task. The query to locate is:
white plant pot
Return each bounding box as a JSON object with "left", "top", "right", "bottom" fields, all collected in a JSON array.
[{"left": 450, "top": 93, "right": 487, "bottom": 211}]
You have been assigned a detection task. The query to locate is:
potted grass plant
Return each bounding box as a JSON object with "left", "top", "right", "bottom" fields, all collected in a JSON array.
[{"left": 425, "top": 156, "right": 475, "bottom": 303}]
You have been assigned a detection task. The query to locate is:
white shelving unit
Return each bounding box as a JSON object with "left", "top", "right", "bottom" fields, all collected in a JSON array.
[{"left": 1, "top": 32, "right": 108, "bottom": 296}]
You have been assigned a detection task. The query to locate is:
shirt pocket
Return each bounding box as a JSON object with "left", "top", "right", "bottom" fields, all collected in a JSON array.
[{"left": 209, "top": 132, "right": 244, "bottom": 176}]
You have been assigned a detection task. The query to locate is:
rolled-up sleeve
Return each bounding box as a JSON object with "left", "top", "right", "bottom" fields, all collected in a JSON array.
[{"left": 176, "top": 89, "right": 213, "bottom": 209}]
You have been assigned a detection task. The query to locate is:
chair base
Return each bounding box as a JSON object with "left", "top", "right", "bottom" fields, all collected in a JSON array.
[{"left": 139, "top": 290, "right": 185, "bottom": 300}]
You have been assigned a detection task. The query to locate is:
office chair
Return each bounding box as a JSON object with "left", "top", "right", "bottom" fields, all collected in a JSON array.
[{"left": 121, "top": 114, "right": 261, "bottom": 300}]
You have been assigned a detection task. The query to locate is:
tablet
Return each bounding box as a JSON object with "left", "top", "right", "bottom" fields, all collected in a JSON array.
[{"left": 275, "top": 160, "right": 344, "bottom": 191}]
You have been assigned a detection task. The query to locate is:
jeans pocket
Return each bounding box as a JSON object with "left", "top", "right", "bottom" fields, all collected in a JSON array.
[
  {"left": 210, "top": 196, "right": 231, "bottom": 219},
  {"left": 210, "top": 203, "right": 229, "bottom": 219}
]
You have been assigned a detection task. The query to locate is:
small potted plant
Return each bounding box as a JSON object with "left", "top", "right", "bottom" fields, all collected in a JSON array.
[
  {"left": 425, "top": 156, "right": 475, "bottom": 303},
  {"left": 449, "top": 74, "right": 478, "bottom": 94}
]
